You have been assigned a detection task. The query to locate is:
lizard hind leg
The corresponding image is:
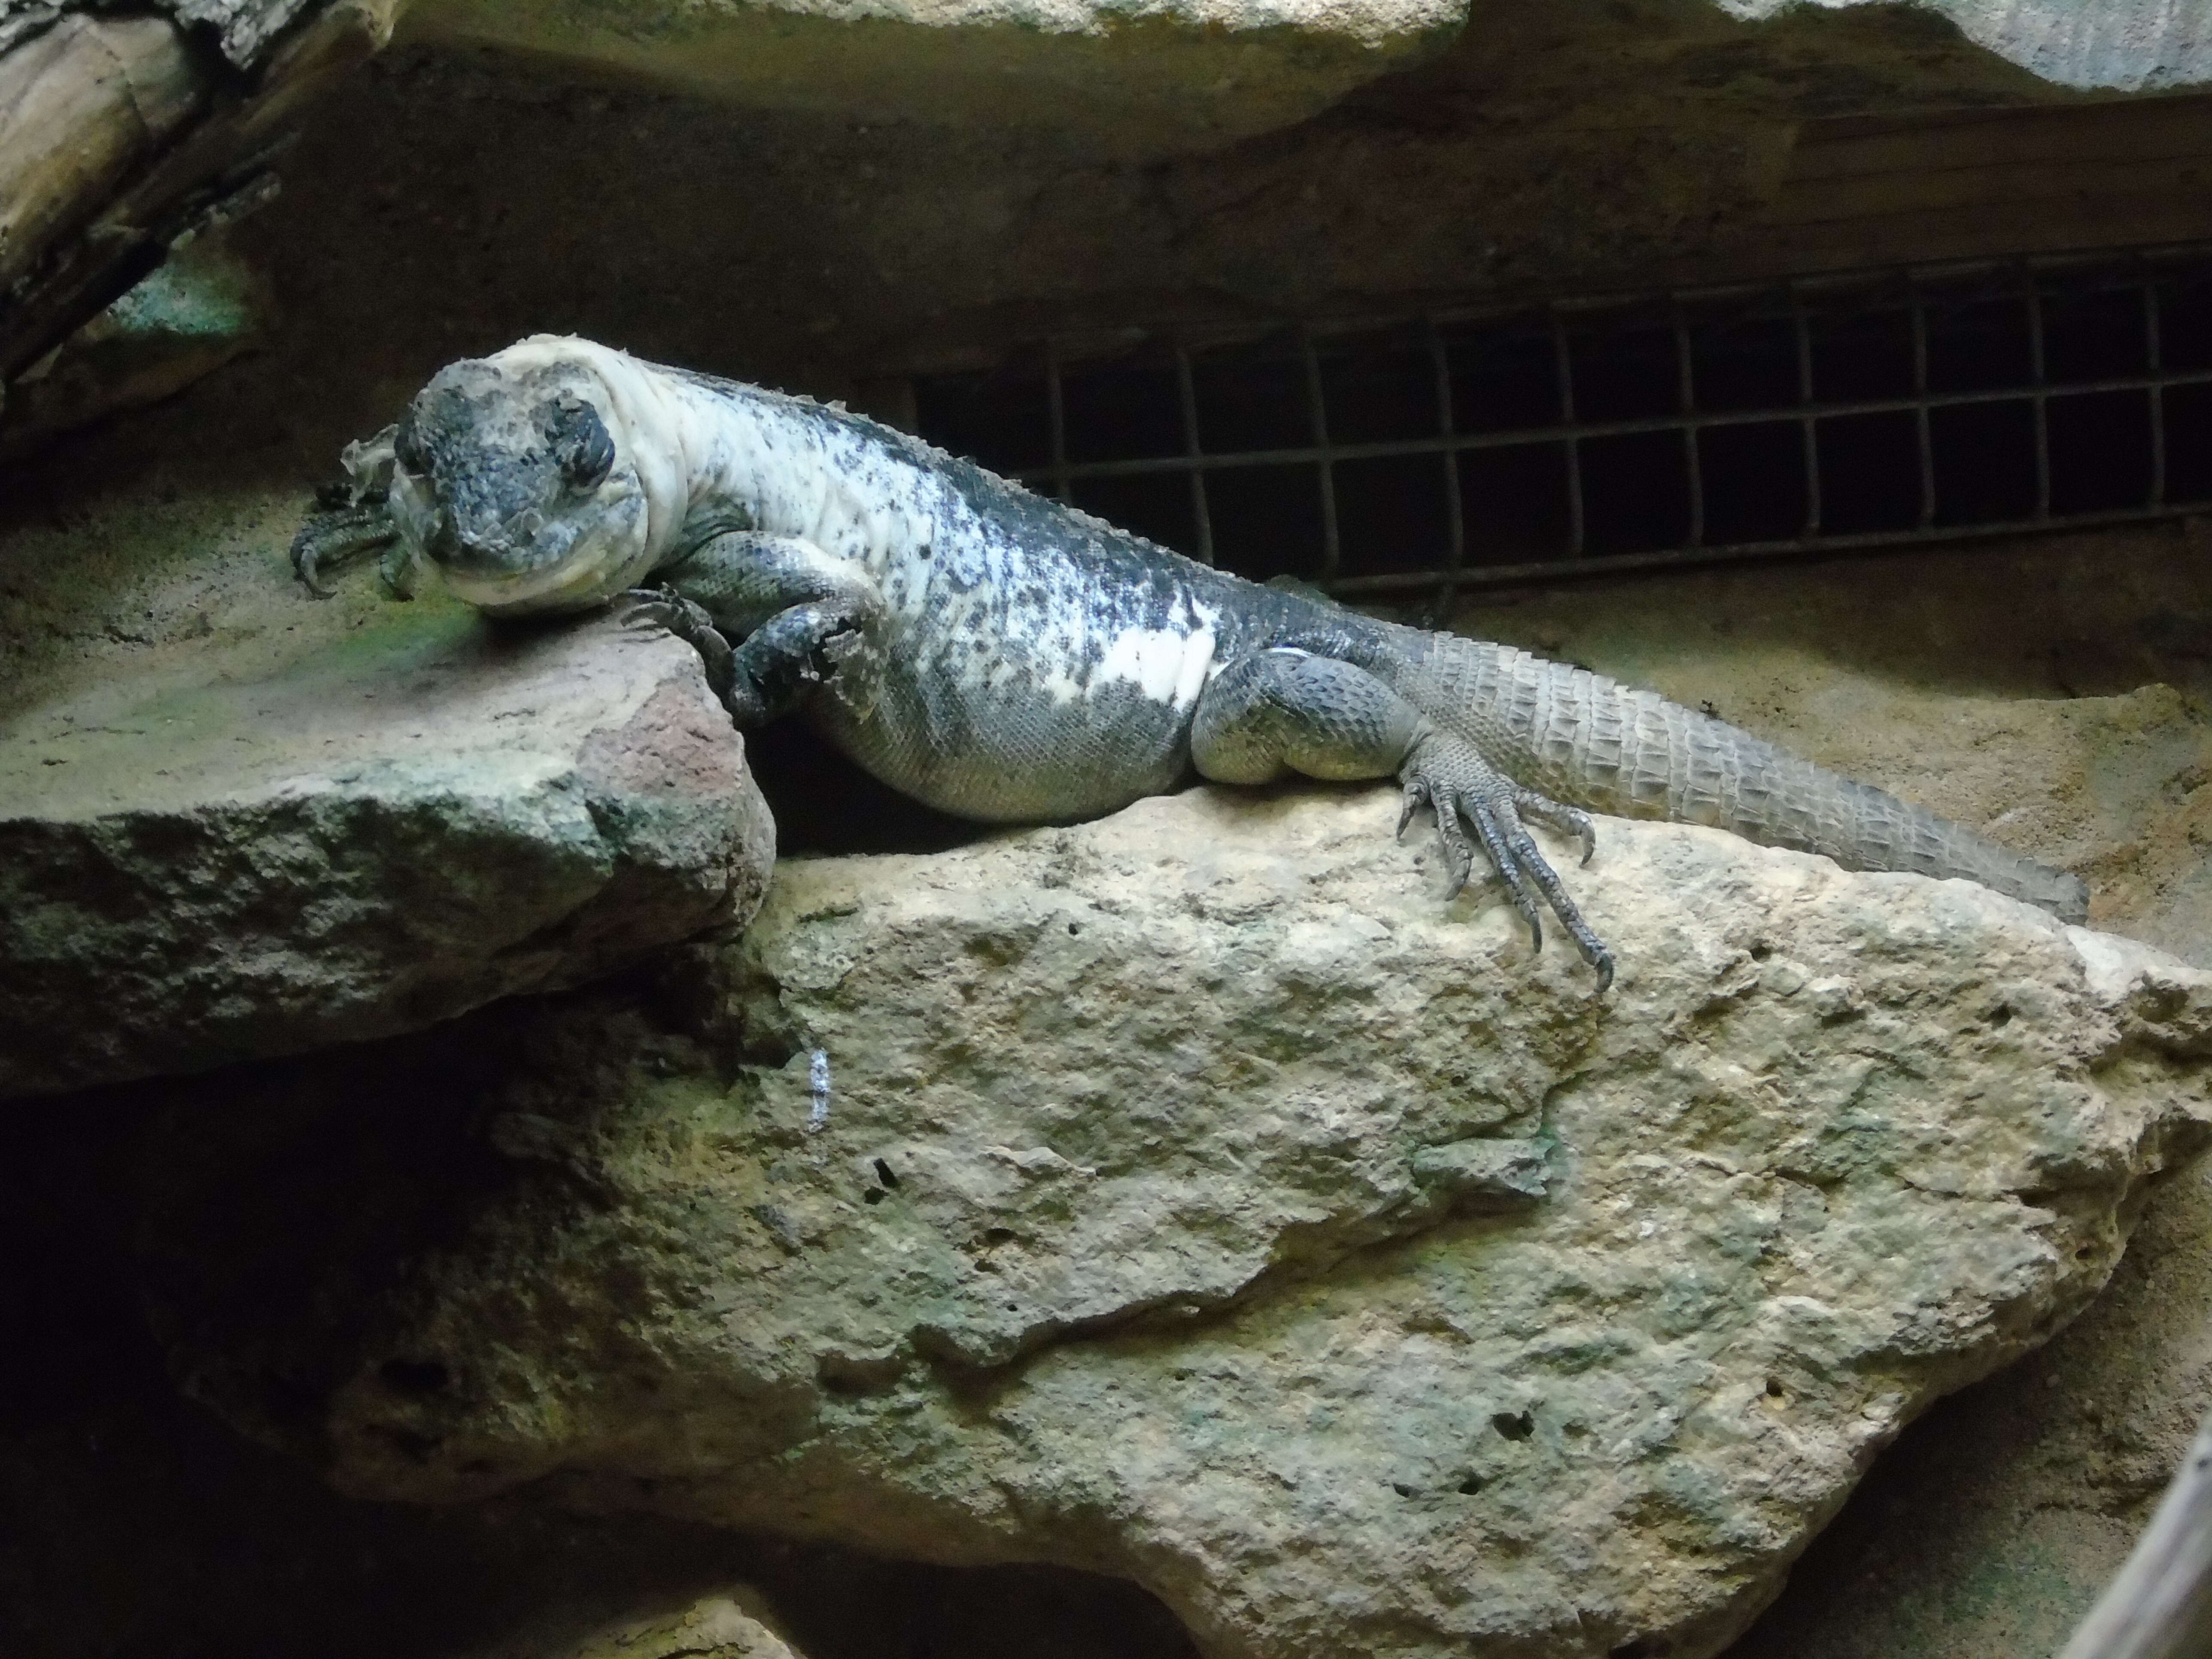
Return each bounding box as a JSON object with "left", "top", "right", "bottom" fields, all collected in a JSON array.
[{"left": 1192, "top": 649, "right": 1613, "bottom": 991}]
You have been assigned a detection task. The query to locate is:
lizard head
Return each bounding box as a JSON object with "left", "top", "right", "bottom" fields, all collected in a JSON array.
[{"left": 387, "top": 350, "right": 662, "bottom": 614}]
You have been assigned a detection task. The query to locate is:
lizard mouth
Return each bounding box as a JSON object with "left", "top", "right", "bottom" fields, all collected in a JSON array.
[
  {"left": 431, "top": 509, "right": 582, "bottom": 579},
  {"left": 404, "top": 467, "right": 654, "bottom": 613}
]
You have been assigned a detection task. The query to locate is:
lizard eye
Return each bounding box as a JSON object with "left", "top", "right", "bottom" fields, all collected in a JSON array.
[{"left": 548, "top": 396, "right": 615, "bottom": 492}]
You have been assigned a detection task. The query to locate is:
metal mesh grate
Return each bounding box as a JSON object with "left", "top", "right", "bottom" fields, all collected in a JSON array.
[{"left": 913, "top": 243, "right": 2212, "bottom": 599}]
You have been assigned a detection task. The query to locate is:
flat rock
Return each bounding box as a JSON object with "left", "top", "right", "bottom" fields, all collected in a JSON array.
[
  {"left": 146, "top": 785, "right": 2212, "bottom": 1659},
  {"left": 0, "top": 602, "right": 773, "bottom": 1099},
  {"left": 392, "top": 0, "right": 1467, "bottom": 160}
]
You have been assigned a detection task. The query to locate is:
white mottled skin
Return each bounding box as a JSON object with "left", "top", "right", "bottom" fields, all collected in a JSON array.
[
  {"left": 661, "top": 352, "right": 1226, "bottom": 716},
  {"left": 333, "top": 334, "right": 2090, "bottom": 972},
  {"left": 453, "top": 337, "right": 1256, "bottom": 821}
]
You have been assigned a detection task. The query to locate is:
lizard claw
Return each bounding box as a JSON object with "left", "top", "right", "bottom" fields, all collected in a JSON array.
[
  {"left": 620, "top": 584, "right": 696, "bottom": 630},
  {"left": 1399, "top": 735, "right": 1614, "bottom": 993},
  {"left": 1397, "top": 776, "right": 1426, "bottom": 843},
  {"left": 1514, "top": 788, "right": 1598, "bottom": 868},
  {"left": 290, "top": 502, "right": 398, "bottom": 599},
  {"left": 620, "top": 586, "right": 737, "bottom": 704}
]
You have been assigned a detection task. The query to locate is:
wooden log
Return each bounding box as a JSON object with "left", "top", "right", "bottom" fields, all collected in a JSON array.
[
  {"left": 0, "top": 13, "right": 204, "bottom": 298},
  {"left": 0, "top": 0, "right": 395, "bottom": 396},
  {"left": 2057, "top": 1403, "right": 2212, "bottom": 1659}
]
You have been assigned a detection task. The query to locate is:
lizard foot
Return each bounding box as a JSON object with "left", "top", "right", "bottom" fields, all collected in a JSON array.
[
  {"left": 1398, "top": 734, "right": 1613, "bottom": 993},
  {"left": 291, "top": 503, "right": 398, "bottom": 598},
  {"left": 627, "top": 586, "right": 876, "bottom": 728},
  {"left": 620, "top": 587, "right": 738, "bottom": 706}
]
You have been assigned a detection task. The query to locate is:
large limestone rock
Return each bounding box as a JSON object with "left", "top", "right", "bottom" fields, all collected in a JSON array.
[
  {"left": 149, "top": 785, "right": 2212, "bottom": 1659},
  {"left": 1723, "top": 0, "right": 2210, "bottom": 92},
  {"left": 0, "top": 605, "right": 773, "bottom": 1099},
  {"left": 392, "top": 0, "right": 1467, "bottom": 159}
]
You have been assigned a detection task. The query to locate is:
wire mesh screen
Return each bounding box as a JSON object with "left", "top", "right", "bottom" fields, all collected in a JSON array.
[{"left": 913, "top": 244, "right": 2212, "bottom": 598}]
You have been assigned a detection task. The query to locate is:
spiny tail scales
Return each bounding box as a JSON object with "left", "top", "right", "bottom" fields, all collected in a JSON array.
[{"left": 1405, "top": 633, "right": 2088, "bottom": 923}]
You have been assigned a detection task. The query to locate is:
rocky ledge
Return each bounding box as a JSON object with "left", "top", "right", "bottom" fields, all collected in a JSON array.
[
  {"left": 0, "top": 605, "right": 773, "bottom": 1099},
  {"left": 144, "top": 786, "right": 2212, "bottom": 1659}
]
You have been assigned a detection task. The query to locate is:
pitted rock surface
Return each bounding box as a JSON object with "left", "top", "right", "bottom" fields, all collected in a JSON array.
[
  {"left": 152, "top": 787, "right": 2212, "bottom": 1659},
  {"left": 0, "top": 605, "right": 772, "bottom": 1098}
]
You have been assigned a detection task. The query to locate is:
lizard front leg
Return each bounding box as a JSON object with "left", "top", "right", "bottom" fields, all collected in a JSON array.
[
  {"left": 292, "top": 502, "right": 400, "bottom": 598},
  {"left": 623, "top": 530, "right": 887, "bottom": 730},
  {"left": 291, "top": 424, "right": 404, "bottom": 597},
  {"left": 1192, "top": 648, "right": 1612, "bottom": 990}
]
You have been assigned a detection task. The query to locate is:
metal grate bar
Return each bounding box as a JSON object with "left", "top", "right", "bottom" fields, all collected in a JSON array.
[
  {"left": 2147, "top": 277, "right": 2168, "bottom": 508},
  {"left": 1791, "top": 283, "right": 1821, "bottom": 537},
  {"left": 1479, "top": 241, "right": 2209, "bottom": 330},
  {"left": 1000, "top": 243, "right": 2212, "bottom": 391},
  {"left": 986, "top": 242, "right": 2212, "bottom": 383},
  {"left": 1300, "top": 329, "right": 1341, "bottom": 580},
  {"left": 2027, "top": 274, "right": 2051, "bottom": 520},
  {"left": 1008, "top": 366, "right": 2212, "bottom": 485},
  {"left": 1550, "top": 307, "right": 1586, "bottom": 557},
  {"left": 1910, "top": 279, "right": 1936, "bottom": 528},
  {"left": 1673, "top": 302, "right": 1704, "bottom": 548},
  {"left": 1325, "top": 503, "right": 2209, "bottom": 596},
  {"left": 1173, "top": 343, "right": 1214, "bottom": 565},
  {"left": 1429, "top": 317, "right": 1466, "bottom": 609}
]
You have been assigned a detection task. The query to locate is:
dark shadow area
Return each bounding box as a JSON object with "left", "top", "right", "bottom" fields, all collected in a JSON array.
[
  {"left": 0, "top": 1024, "right": 1197, "bottom": 1659},
  {"left": 0, "top": 1051, "right": 706, "bottom": 1659},
  {"left": 743, "top": 716, "right": 997, "bottom": 856},
  {"left": 1719, "top": 1373, "right": 2023, "bottom": 1659},
  {"left": 762, "top": 1556, "right": 1200, "bottom": 1659}
]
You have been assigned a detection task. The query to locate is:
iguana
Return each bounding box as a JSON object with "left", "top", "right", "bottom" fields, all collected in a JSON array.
[{"left": 292, "top": 335, "right": 2090, "bottom": 990}]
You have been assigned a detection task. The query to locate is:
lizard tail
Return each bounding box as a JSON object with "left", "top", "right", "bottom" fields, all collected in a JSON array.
[{"left": 1410, "top": 636, "right": 2089, "bottom": 924}]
